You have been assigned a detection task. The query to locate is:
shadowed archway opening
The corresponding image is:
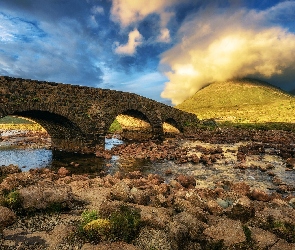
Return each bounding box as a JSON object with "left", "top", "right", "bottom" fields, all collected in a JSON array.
[
  {"left": 108, "top": 109, "right": 153, "bottom": 141},
  {"left": 1, "top": 110, "right": 87, "bottom": 151},
  {"left": 163, "top": 118, "right": 181, "bottom": 137}
]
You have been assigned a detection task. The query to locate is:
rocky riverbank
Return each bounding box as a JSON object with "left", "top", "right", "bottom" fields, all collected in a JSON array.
[
  {"left": 1, "top": 127, "right": 295, "bottom": 249},
  {"left": 0, "top": 130, "right": 50, "bottom": 149}
]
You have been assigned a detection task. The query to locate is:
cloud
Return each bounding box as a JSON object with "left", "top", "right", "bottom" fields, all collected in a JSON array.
[
  {"left": 91, "top": 6, "right": 104, "bottom": 15},
  {"left": 160, "top": 3, "right": 295, "bottom": 105},
  {"left": 111, "top": 0, "right": 178, "bottom": 27},
  {"left": 157, "top": 28, "right": 170, "bottom": 43},
  {"left": 114, "top": 29, "right": 143, "bottom": 55},
  {"left": 0, "top": 13, "right": 104, "bottom": 86},
  {"left": 110, "top": 0, "right": 181, "bottom": 45}
]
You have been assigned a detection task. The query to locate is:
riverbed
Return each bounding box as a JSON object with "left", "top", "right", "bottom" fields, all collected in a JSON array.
[{"left": 1, "top": 129, "right": 295, "bottom": 196}]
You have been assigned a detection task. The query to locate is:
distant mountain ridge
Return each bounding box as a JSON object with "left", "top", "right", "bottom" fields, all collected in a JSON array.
[{"left": 176, "top": 78, "right": 295, "bottom": 123}]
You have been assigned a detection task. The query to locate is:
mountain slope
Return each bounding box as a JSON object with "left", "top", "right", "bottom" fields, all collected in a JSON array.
[{"left": 176, "top": 79, "right": 295, "bottom": 123}]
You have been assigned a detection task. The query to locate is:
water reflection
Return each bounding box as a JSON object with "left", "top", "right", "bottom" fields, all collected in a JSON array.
[
  {"left": 0, "top": 138, "right": 123, "bottom": 173},
  {"left": 0, "top": 137, "right": 142, "bottom": 175},
  {"left": 0, "top": 149, "right": 52, "bottom": 170}
]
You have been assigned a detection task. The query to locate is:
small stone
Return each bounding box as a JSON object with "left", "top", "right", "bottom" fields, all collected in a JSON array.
[
  {"left": 57, "top": 167, "right": 69, "bottom": 177},
  {"left": 288, "top": 198, "right": 295, "bottom": 208}
]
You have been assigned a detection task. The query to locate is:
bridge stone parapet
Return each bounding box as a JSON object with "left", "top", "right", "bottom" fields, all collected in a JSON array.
[{"left": 0, "top": 76, "right": 198, "bottom": 152}]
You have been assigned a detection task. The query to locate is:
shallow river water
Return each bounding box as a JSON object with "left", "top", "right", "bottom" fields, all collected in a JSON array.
[{"left": 1, "top": 130, "right": 295, "bottom": 195}]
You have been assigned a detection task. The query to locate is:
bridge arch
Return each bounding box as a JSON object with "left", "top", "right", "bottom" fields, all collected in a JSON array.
[
  {"left": 0, "top": 101, "right": 101, "bottom": 152},
  {"left": 163, "top": 118, "right": 182, "bottom": 134},
  {"left": 0, "top": 76, "right": 198, "bottom": 152},
  {"left": 104, "top": 106, "right": 164, "bottom": 139}
]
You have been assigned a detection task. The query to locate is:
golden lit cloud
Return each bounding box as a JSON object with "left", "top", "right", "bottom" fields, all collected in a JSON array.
[
  {"left": 111, "top": 0, "right": 179, "bottom": 27},
  {"left": 111, "top": 0, "right": 183, "bottom": 44},
  {"left": 114, "top": 29, "right": 143, "bottom": 55},
  {"left": 157, "top": 28, "right": 171, "bottom": 43},
  {"left": 160, "top": 7, "right": 295, "bottom": 105}
]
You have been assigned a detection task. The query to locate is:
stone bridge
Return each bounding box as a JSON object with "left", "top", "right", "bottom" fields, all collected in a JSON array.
[{"left": 0, "top": 76, "right": 198, "bottom": 152}]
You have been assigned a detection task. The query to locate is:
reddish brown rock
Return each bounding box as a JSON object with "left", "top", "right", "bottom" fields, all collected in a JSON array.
[
  {"left": 176, "top": 175, "right": 196, "bottom": 189},
  {"left": 57, "top": 167, "right": 69, "bottom": 177},
  {"left": 206, "top": 200, "right": 223, "bottom": 215},
  {"left": 250, "top": 188, "right": 271, "bottom": 202},
  {"left": 204, "top": 217, "right": 246, "bottom": 246},
  {"left": 19, "top": 184, "right": 74, "bottom": 210},
  {"left": 286, "top": 157, "right": 295, "bottom": 169},
  {"left": 110, "top": 180, "right": 132, "bottom": 202},
  {"left": 250, "top": 227, "right": 277, "bottom": 248},
  {"left": 81, "top": 242, "right": 140, "bottom": 250},
  {"left": 270, "top": 239, "right": 295, "bottom": 250},
  {"left": 0, "top": 206, "right": 16, "bottom": 230},
  {"left": 227, "top": 196, "right": 255, "bottom": 222}
]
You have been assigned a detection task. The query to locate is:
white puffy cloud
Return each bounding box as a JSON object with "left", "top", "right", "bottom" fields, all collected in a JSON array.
[
  {"left": 160, "top": 4, "right": 295, "bottom": 105},
  {"left": 91, "top": 6, "right": 104, "bottom": 15},
  {"left": 114, "top": 29, "right": 143, "bottom": 55}
]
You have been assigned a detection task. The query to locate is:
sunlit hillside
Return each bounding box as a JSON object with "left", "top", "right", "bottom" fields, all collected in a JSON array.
[
  {"left": 176, "top": 79, "right": 295, "bottom": 124},
  {"left": 0, "top": 116, "right": 45, "bottom": 131}
]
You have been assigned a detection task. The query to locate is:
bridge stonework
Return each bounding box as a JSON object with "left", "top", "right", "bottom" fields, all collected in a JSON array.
[{"left": 0, "top": 76, "right": 198, "bottom": 152}]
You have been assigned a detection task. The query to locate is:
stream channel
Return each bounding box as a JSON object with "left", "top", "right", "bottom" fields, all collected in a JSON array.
[{"left": 1, "top": 130, "right": 295, "bottom": 195}]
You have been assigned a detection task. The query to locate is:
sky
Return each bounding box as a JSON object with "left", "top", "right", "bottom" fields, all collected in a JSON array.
[{"left": 0, "top": 0, "right": 295, "bottom": 105}]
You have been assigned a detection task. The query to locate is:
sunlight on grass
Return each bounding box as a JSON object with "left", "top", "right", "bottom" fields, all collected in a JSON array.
[
  {"left": 177, "top": 79, "right": 295, "bottom": 130},
  {"left": 0, "top": 116, "right": 45, "bottom": 131}
]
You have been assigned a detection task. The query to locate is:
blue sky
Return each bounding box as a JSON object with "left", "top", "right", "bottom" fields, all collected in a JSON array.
[{"left": 0, "top": 0, "right": 295, "bottom": 105}]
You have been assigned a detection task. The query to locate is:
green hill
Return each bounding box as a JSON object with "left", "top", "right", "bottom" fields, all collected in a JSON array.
[{"left": 176, "top": 79, "right": 295, "bottom": 124}]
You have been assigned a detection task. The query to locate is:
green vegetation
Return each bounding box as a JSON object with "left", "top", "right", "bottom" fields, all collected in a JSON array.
[
  {"left": 0, "top": 115, "right": 34, "bottom": 124},
  {"left": 0, "top": 190, "right": 22, "bottom": 211},
  {"left": 263, "top": 216, "right": 295, "bottom": 243},
  {"left": 108, "top": 204, "right": 141, "bottom": 242},
  {"left": 0, "top": 115, "right": 45, "bottom": 131},
  {"left": 108, "top": 119, "right": 122, "bottom": 133},
  {"left": 177, "top": 78, "right": 295, "bottom": 130},
  {"left": 78, "top": 205, "right": 142, "bottom": 243}
]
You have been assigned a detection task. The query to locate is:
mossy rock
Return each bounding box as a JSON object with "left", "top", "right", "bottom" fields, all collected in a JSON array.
[{"left": 83, "top": 218, "right": 111, "bottom": 240}]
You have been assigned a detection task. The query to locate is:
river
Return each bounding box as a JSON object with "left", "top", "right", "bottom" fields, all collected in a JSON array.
[{"left": 1, "top": 129, "right": 295, "bottom": 195}]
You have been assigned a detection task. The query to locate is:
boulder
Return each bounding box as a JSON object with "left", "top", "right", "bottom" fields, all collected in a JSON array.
[
  {"left": 139, "top": 205, "right": 173, "bottom": 229},
  {"left": 82, "top": 242, "right": 140, "bottom": 250},
  {"left": 134, "top": 227, "right": 172, "bottom": 250},
  {"left": 250, "top": 189, "right": 271, "bottom": 202},
  {"left": 110, "top": 181, "right": 132, "bottom": 202},
  {"left": 227, "top": 196, "right": 255, "bottom": 222},
  {"left": 176, "top": 175, "right": 196, "bottom": 189},
  {"left": 0, "top": 206, "right": 16, "bottom": 230},
  {"left": 270, "top": 239, "right": 295, "bottom": 250},
  {"left": 172, "top": 211, "right": 206, "bottom": 240},
  {"left": 204, "top": 217, "right": 246, "bottom": 246},
  {"left": 250, "top": 227, "right": 277, "bottom": 249},
  {"left": 19, "top": 184, "right": 74, "bottom": 210}
]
